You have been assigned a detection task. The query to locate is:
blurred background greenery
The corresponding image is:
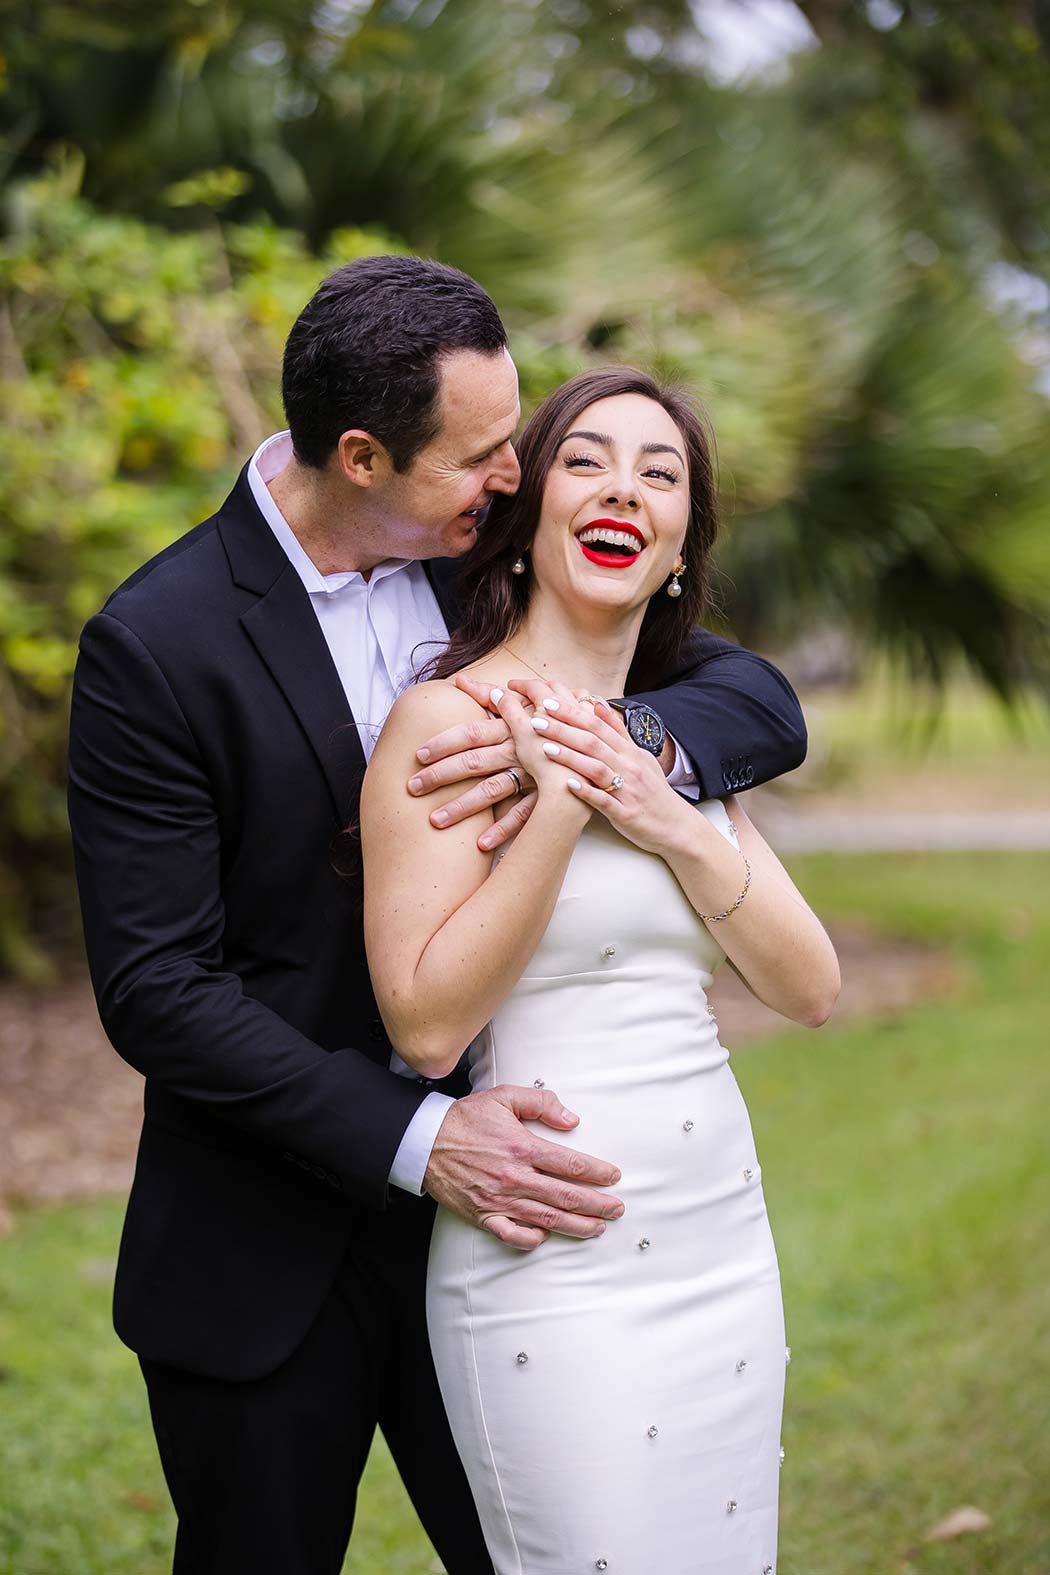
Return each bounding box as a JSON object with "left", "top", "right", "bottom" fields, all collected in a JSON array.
[
  {"left": 1, "top": 2, "right": 1049, "bottom": 1572},
  {"left": 3, "top": 0, "right": 1050, "bottom": 976}
]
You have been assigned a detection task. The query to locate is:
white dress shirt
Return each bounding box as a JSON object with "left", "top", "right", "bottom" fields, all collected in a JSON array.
[{"left": 248, "top": 431, "right": 699, "bottom": 1196}]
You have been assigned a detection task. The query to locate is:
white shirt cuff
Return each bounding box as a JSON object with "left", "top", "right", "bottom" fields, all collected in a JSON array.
[
  {"left": 665, "top": 733, "right": 700, "bottom": 800},
  {"left": 388, "top": 1091, "right": 456, "bottom": 1195}
]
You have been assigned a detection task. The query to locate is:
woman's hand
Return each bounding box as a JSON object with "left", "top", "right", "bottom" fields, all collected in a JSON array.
[
  {"left": 505, "top": 683, "right": 696, "bottom": 858},
  {"left": 484, "top": 684, "right": 591, "bottom": 821}
]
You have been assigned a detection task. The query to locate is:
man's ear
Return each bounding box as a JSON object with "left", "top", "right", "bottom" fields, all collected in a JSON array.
[{"left": 337, "top": 429, "right": 392, "bottom": 488}]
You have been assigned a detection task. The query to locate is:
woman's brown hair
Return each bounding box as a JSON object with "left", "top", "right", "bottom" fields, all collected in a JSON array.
[{"left": 427, "top": 366, "right": 719, "bottom": 692}]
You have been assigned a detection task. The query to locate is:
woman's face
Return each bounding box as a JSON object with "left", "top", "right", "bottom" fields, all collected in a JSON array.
[{"left": 529, "top": 393, "right": 690, "bottom": 620}]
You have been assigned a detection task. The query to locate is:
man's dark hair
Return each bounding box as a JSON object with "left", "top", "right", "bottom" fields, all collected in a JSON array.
[{"left": 281, "top": 255, "right": 508, "bottom": 472}]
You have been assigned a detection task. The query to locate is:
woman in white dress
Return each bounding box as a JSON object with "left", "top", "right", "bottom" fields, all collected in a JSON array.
[{"left": 361, "top": 367, "right": 840, "bottom": 1575}]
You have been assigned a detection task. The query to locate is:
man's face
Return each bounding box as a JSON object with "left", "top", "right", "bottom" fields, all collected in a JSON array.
[{"left": 368, "top": 347, "right": 521, "bottom": 559}]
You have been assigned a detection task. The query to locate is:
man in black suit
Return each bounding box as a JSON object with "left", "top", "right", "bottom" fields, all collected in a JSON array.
[{"left": 67, "top": 255, "right": 807, "bottom": 1574}]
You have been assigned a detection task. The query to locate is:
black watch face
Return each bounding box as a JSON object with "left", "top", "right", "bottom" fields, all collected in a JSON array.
[{"left": 627, "top": 704, "right": 666, "bottom": 756}]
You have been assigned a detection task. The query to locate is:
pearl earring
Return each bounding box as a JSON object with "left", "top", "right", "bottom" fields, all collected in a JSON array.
[
  {"left": 511, "top": 555, "right": 526, "bottom": 575},
  {"left": 667, "top": 560, "right": 685, "bottom": 598}
]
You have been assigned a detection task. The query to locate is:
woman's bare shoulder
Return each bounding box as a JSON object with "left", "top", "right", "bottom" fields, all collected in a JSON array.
[
  {"left": 369, "top": 679, "right": 490, "bottom": 769},
  {"left": 385, "top": 677, "right": 490, "bottom": 732}
]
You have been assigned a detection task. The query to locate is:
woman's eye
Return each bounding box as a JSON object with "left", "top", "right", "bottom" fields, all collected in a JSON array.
[
  {"left": 564, "top": 452, "right": 599, "bottom": 468},
  {"left": 644, "top": 465, "right": 679, "bottom": 484}
]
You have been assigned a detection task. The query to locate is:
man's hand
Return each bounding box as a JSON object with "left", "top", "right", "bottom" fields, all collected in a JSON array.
[
  {"left": 406, "top": 675, "right": 537, "bottom": 851},
  {"left": 423, "top": 1084, "right": 625, "bottom": 1251}
]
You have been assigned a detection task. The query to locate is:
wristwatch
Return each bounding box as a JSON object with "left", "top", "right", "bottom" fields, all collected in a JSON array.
[{"left": 608, "top": 700, "right": 667, "bottom": 758}]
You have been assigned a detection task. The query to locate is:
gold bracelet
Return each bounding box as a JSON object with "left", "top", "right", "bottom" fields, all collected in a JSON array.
[{"left": 697, "top": 817, "right": 751, "bottom": 923}]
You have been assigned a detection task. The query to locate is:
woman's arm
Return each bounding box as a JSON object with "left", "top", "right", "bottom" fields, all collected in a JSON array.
[
  {"left": 361, "top": 682, "right": 590, "bottom": 1079},
  {"left": 662, "top": 796, "right": 840, "bottom": 1028}
]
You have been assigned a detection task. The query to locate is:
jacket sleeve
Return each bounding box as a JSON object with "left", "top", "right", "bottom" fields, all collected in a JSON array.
[
  {"left": 67, "top": 611, "right": 430, "bottom": 1212},
  {"left": 626, "top": 628, "right": 807, "bottom": 798}
]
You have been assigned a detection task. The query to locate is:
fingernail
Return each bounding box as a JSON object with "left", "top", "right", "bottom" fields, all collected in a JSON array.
[
  {"left": 431, "top": 809, "right": 449, "bottom": 827},
  {"left": 542, "top": 698, "right": 560, "bottom": 712},
  {"left": 478, "top": 834, "right": 493, "bottom": 849},
  {"left": 543, "top": 742, "right": 561, "bottom": 757},
  {"left": 408, "top": 776, "right": 423, "bottom": 794},
  {"left": 595, "top": 1223, "right": 606, "bottom": 1235},
  {"left": 612, "top": 1204, "right": 625, "bottom": 1217},
  {"left": 490, "top": 687, "right": 504, "bottom": 704},
  {"left": 416, "top": 747, "right": 431, "bottom": 763},
  {"left": 566, "top": 777, "right": 582, "bottom": 791},
  {"left": 561, "top": 1107, "right": 577, "bottom": 1121},
  {"left": 531, "top": 716, "right": 550, "bottom": 731},
  {"left": 611, "top": 1170, "right": 622, "bottom": 1183}
]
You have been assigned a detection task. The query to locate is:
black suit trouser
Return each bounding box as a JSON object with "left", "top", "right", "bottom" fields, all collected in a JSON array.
[{"left": 139, "top": 1190, "right": 493, "bottom": 1575}]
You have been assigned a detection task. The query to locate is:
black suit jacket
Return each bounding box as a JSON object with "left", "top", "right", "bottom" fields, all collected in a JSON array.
[{"left": 67, "top": 466, "right": 806, "bottom": 1381}]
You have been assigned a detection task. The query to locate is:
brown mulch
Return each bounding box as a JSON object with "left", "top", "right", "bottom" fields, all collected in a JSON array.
[{"left": 0, "top": 926, "right": 959, "bottom": 1226}]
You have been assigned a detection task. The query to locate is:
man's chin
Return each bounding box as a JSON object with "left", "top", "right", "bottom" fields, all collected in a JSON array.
[
  {"left": 411, "top": 518, "right": 480, "bottom": 562},
  {"left": 444, "top": 519, "right": 480, "bottom": 555}
]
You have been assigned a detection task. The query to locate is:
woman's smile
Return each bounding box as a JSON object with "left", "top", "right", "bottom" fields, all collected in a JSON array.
[{"left": 575, "top": 518, "right": 647, "bottom": 568}]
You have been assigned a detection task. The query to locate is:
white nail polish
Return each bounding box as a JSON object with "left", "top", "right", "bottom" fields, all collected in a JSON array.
[
  {"left": 542, "top": 698, "right": 560, "bottom": 713},
  {"left": 489, "top": 687, "right": 504, "bottom": 704},
  {"left": 543, "top": 742, "right": 562, "bottom": 757},
  {"left": 567, "top": 777, "right": 583, "bottom": 790},
  {"left": 531, "top": 717, "right": 550, "bottom": 732}
]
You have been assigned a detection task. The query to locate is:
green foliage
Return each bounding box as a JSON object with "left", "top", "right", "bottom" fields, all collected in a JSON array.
[
  {"left": 791, "top": 0, "right": 1050, "bottom": 283},
  {"left": 0, "top": 168, "right": 393, "bottom": 976},
  {"left": 1, "top": 852, "right": 1049, "bottom": 1571}
]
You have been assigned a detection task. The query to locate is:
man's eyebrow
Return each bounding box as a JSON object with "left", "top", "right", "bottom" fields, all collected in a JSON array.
[
  {"left": 464, "top": 427, "right": 517, "bottom": 464},
  {"left": 562, "top": 430, "right": 686, "bottom": 466}
]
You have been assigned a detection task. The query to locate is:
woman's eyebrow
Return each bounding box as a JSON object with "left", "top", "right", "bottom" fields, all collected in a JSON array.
[
  {"left": 641, "top": 440, "right": 685, "bottom": 465},
  {"left": 563, "top": 429, "right": 614, "bottom": 448},
  {"left": 562, "top": 430, "right": 685, "bottom": 466}
]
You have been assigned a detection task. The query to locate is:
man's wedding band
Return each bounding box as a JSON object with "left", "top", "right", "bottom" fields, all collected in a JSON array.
[
  {"left": 506, "top": 768, "right": 523, "bottom": 796},
  {"left": 608, "top": 774, "right": 625, "bottom": 793}
]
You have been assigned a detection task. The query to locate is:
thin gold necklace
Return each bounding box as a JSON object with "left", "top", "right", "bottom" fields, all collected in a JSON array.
[{"left": 500, "top": 641, "right": 553, "bottom": 683}]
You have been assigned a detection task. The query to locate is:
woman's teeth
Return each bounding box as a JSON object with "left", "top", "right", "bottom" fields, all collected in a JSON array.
[{"left": 577, "top": 527, "right": 643, "bottom": 553}]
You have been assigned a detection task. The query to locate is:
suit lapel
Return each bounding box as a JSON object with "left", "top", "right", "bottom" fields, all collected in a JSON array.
[{"left": 218, "top": 467, "right": 365, "bottom": 824}]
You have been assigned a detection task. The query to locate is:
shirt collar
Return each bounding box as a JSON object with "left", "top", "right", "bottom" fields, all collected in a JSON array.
[{"left": 247, "top": 432, "right": 413, "bottom": 595}]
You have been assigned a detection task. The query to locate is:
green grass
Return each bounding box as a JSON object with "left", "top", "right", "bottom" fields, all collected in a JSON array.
[
  {"left": 793, "top": 674, "right": 1050, "bottom": 809},
  {"left": 1, "top": 853, "right": 1048, "bottom": 1574}
]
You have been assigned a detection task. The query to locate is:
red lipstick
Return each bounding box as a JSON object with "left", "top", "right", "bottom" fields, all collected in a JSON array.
[{"left": 576, "top": 518, "right": 645, "bottom": 569}]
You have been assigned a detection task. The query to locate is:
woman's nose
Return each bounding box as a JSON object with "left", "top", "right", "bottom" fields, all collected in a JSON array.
[{"left": 601, "top": 487, "right": 640, "bottom": 511}]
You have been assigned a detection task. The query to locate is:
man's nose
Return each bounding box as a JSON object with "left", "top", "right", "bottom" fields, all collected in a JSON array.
[{"left": 489, "top": 445, "right": 521, "bottom": 494}]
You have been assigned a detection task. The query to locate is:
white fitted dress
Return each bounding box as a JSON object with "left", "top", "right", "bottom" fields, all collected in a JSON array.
[{"left": 426, "top": 803, "right": 786, "bottom": 1575}]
